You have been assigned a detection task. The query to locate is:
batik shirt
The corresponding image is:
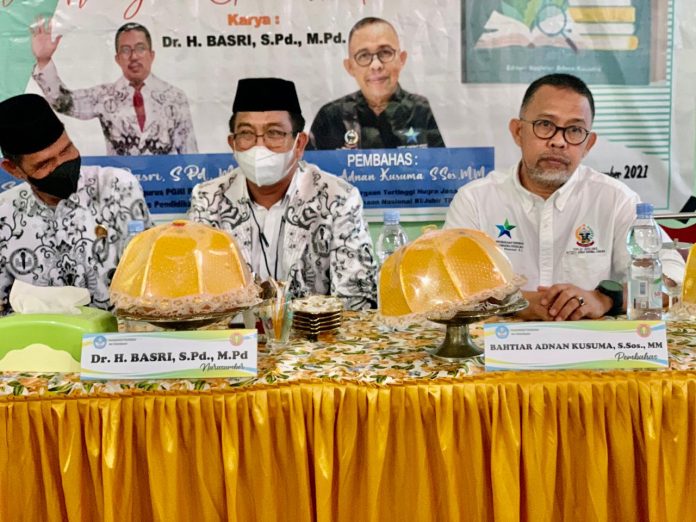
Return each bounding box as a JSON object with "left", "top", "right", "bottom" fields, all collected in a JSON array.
[
  {"left": 0, "top": 166, "right": 152, "bottom": 313},
  {"left": 188, "top": 163, "right": 378, "bottom": 310},
  {"left": 308, "top": 85, "right": 445, "bottom": 150},
  {"left": 33, "top": 61, "right": 197, "bottom": 155}
]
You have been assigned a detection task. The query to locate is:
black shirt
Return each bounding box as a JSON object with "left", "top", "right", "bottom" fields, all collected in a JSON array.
[{"left": 308, "top": 85, "right": 445, "bottom": 150}]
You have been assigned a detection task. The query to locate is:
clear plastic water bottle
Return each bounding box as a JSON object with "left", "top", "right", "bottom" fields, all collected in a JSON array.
[
  {"left": 626, "top": 203, "right": 663, "bottom": 319},
  {"left": 121, "top": 220, "right": 145, "bottom": 255},
  {"left": 375, "top": 210, "right": 409, "bottom": 265}
]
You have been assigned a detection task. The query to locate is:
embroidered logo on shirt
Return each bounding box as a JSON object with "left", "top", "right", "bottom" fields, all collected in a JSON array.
[
  {"left": 566, "top": 223, "right": 605, "bottom": 257},
  {"left": 575, "top": 224, "right": 595, "bottom": 247},
  {"left": 343, "top": 129, "right": 359, "bottom": 147},
  {"left": 496, "top": 219, "right": 516, "bottom": 238},
  {"left": 402, "top": 127, "right": 420, "bottom": 144}
]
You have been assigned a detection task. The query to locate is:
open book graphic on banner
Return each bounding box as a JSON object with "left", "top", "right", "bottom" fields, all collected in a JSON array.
[
  {"left": 475, "top": 9, "right": 580, "bottom": 50},
  {"left": 475, "top": 8, "right": 638, "bottom": 51},
  {"left": 461, "top": 0, "right": 659, "bottom": 85}
]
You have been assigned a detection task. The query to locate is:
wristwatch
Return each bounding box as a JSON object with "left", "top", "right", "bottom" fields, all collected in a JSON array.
[{"left": 595, "top": 280, "right": 624, "bottom": 316}]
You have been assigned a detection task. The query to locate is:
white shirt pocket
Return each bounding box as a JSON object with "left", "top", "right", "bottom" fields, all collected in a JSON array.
[{"left": 561, "top": 252, "right": 612, "bottom": 290}]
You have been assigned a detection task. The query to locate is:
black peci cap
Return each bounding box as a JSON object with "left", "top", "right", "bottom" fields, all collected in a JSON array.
[
  {"left": 232, "top": 77, "right": 302, "bottom": 115},
  {"left": 0, "top": 94, "right": 64, "bottom": 156}
]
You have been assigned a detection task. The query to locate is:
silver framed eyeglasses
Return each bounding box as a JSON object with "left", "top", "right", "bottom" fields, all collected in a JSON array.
[
  {"left": 233, "top": 129, "right": 292, "bottom": 149},
  {"left": 118, "top": 43, "right": 149, "bottom": 57},
  {"left": 520, "top": 118, "right": 591, "bottom": 145},
  {"left": 353, "top": 46, "right": 398, "bottom": 67}
]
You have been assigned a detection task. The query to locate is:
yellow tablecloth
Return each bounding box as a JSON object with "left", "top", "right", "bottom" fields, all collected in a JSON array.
[{"left": 1, "top": 312, "right": 696, "bottom": 521}]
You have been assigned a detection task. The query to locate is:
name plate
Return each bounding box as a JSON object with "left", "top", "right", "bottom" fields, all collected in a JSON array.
[
  {"left": 81, "top": 329, "right": 257, "bottom": 380},
  {"left": 483, "top": 321, "right": 668, "bottom": 371}
]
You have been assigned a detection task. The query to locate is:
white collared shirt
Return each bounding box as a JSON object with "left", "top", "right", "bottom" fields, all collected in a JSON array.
[
  {"left": 445, "top": 164, "right": 684, "bottom": 290},
  {"left": 244, "top": 176, "right": 297, "bottom": 281}
]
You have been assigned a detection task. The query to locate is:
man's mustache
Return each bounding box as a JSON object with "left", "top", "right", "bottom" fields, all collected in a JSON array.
[{"left": 538, "top": 154, "right": 570, "bottom": 165}]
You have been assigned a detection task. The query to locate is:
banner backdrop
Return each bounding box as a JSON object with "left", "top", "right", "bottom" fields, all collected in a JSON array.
[{"left": 0, "top": 0, "right": 695, "bottom": 222}]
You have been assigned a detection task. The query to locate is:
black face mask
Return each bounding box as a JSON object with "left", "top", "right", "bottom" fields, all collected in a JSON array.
[{"left": 26, "top": 156, "right": 81, "bottom": 200}]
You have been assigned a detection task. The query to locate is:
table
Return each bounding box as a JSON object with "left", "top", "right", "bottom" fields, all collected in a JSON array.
[{"left": 1, "top": 312, "right": 696, "bottom": 521}]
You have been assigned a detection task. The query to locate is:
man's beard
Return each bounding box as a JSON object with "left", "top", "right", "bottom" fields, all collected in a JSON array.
[{"left": 525, "top": 161, "right": 573, "bottom": 190}]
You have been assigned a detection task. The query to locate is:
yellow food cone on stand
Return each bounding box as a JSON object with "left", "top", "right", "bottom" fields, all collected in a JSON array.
[{"left": 681, "top": 245, "right": 696, "bottom": 303}]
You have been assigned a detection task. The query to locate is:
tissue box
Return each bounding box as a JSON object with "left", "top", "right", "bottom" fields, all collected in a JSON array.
[{"left": 0, "top": 307, "right": 117, "bottom": 372}]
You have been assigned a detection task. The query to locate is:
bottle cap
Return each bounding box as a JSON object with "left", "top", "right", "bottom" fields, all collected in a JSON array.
[
  {"left": 636, "top": 202, "right": 653, "bottom": 218},
  {"left": 384, "top": 209, "right": 400, "bottom": 225},
  {"left": 127, "top": 220, "right": 145, "bottom": 235}
]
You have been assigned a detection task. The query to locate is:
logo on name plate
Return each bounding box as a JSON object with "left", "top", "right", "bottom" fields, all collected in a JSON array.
[
  {"left": 496, "top": 219, "right": 516, "bottom": 239},
  {"left": 636, "top": 324, "right": 652, "bottom": 338},
  {"left": 575, "top": 224, "right": 595, "bottom": 247},
  {"left": 94, "top": 335, "right": 108, "bottom": 349},
  {"left": 495, "top": 325, "right": 510, "bottom": 339}
]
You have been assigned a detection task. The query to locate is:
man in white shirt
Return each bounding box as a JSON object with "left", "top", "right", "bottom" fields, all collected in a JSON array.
[
  {"left": 0, "top": 94, "right": 151, "bottom": 313},
  {"left": 188, "top": 78, "right": 377, "bottom": 310},
  {"left": 445, "top": 73, "right": 683, "bottom": 321},
  {"left": 30, "top": 20, "right": 197, "bottom": 155}
]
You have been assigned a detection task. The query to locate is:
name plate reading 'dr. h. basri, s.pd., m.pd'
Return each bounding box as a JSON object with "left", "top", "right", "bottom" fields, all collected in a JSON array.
[
  {"left": 81, "top": 330, "right": 257, "bottom": 380},
  {"left": 483, "top": 321, "right": 668, "bottom": 371}
]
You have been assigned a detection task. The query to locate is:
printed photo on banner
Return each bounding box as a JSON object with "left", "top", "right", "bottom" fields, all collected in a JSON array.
[
  {"left": 308, "top": 16, "right": 445, "bottom": 151},
  {"left": 0, "top": 0, "right": 691, "bottom": 222},
  {"left": 31, "top": 18, "right": 198, "bottom": 156}
]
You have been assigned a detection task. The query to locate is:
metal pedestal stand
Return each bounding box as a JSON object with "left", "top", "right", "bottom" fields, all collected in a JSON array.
[
  {"left": 117, "top": 309, "right": 244, "bottom": 331},
  {"left": 428, "top": 299, "right": 528, "bottom": 361}
]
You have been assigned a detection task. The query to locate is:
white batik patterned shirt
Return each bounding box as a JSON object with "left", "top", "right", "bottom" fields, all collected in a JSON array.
[
  {"left": 0, "top": 165, "right": 152, "bottom": 313},
  {"left": 33, "top": 61, "right": 197, "bottom": 155},
  {"left": 188, "top": 163, "right": 378, "bottom": 310}
]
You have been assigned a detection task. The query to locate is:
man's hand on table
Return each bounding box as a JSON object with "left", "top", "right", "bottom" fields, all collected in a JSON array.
[
  {"left": 540, "top": 284, "right": 613, "bottom": 320},
  {"left": 516, "top": 291, "right": 553, "bottom": 321},
  {"left": 517, "top": 286, "right": 613, "bottom": 321}
]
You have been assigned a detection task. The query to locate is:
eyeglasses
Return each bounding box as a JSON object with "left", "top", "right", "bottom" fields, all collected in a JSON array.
[
  {"left": 353, "top": 47, "right": 398, "bottom": 67},
  {"left": 520, "top": 118, "right": 591, "bottom": 145},
  {"left": 118, "top": 43, "right": 149, "bottom": 57},
  {"left": 232, "top": 129, "right": 292, "bottom": 149}
]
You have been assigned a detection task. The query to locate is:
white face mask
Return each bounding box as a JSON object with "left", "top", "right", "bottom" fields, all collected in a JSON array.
[{"left": 234, "top": 139, "right": 298, "bottom": 187}]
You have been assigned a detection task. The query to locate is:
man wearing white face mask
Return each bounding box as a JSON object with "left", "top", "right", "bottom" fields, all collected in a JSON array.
[{"left": 188, "top": 77, "right": 377, "bottom": 310}]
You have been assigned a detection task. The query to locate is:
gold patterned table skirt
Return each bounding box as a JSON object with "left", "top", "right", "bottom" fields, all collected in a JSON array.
[{"left": 1, "top": 312, "right": 696, "bottom": 521}]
